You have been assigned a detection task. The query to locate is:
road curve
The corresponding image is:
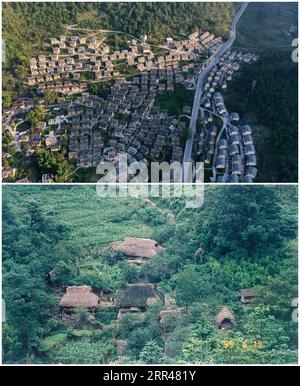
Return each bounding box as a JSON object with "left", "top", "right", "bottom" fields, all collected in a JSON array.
[{"left": 183, "top": 2, "right": 249, "bottom": 182}]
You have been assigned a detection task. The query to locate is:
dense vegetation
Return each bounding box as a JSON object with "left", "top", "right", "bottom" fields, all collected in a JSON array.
[
  {"left": 225, "top": 51, "right": 298, "bottom": 182},
  {"left": 2, "top": 2, "right": 234, "bottom": 107},
  {"left": 154, "top": 86, "right": 195, "bottom": 116},
  {"left": 225, "top": 2, "right": 298, "bottom": 182},
  {"left": 2, "top": 185, "right": 298, "bottom": 364}
]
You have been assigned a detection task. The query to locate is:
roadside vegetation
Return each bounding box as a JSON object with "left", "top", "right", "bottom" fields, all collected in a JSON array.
[{"left": 225, "top": 1, "right": 298, "bottom": 182}]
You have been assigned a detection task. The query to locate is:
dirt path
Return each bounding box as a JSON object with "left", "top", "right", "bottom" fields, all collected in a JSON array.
[{"left": 144, "top": 198, "right": 176, "bottom": 223}]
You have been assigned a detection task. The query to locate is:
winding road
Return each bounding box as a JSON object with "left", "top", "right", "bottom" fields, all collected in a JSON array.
[{"left": 182, "top": 2, "right": 249, "bottom": 182}]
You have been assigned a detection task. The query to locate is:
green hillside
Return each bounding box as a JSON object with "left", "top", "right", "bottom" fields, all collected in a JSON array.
[{"left": 2, "top": 185, "right": 298, "bottom": 364}]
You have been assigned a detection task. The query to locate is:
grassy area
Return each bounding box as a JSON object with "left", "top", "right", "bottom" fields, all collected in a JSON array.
[
  {"left": 151, "top": 46, "right": 168, "bottom": 56},
  {"left": 154, "top": 86, "right": 195, "bottom": 116},
  {"left": 4, "top": 186, "right": 170, "bottom": 252},
  {"left": 76, "top": 9, "right": 98, "bottom": 23},
  {"left": 80, "top": 72, "right": 95, "bottom": 81},
  {"left": 234, "top": 2, "right": 298, "bottom": 52}
]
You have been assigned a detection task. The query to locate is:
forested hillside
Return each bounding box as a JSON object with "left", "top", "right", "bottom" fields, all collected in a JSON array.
[
  {"left": 226, "top": 2, "right": 298, "bottom": 182},
  {"left": 225, "top": 51, "right": 298, "bottom": 182},
  {"left": 2, "top": 185, "right": 298, "bottom": 364},
  {"left": 2, "top": 2, "right": 235, "bottom": 107}
]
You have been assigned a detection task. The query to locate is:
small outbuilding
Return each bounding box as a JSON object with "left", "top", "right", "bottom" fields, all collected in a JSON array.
[
  {"left": 116, "top": 339, "right": 128, "bottom": 356},
  {"left": 215, "top": 307, "right": 236, "bottom": 330},
  {"left": 241, "top": 288, "right": 257, "bottom": 305}
]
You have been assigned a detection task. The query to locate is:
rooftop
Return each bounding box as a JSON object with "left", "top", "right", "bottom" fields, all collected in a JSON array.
[
  {"left": 60, "top": 285, "right": 99, "bottom": 308},
  {"left": 111, "top": 237, "right": 163, "bottom": 259}
]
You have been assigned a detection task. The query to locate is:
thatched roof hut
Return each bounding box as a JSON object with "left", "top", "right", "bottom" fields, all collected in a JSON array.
[
  {"left": 116, "top": 340, "right": 128, "bottom": 356},
  {"left": 111, "top": 237, "right": 163, "bottom": 259},
  {"left": 214, "top": 307, "right": 236, "bottom": 329},
  {"left": 60, "top": 285, "right": 99, "bottom": 309},
  {"left": 116, "top": 283, "right": 165, "bottom": 309},
  {"left": 241, "top": 288, "right": 257, "bottom": 304}
]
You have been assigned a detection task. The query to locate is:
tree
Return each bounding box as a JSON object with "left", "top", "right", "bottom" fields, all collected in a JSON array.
[
  {"left": 54, "top": 160, "right": 75, "bottom": 182},
  {"left": 51, "top": 260, "right": 76, "bottom": 286},
  {"left": 195, "top": 186, "right": 296, "bottom": 259},
  {"left": 26, "top": 106, "right": 46, "bottom": 126},
  {"left": 127, "top": 328, "right": 152, "bottom": 358},
  {"left": 36, "top": 150, "right": 57, "bottom": 173},
  {"left": 119, "top": 262, "right": 139, "bottom": 283},
  {"left": 139, "top": 340, "right": 164, "bottom": 364},
  {"left": 44, "top": 90, "right": 58, "bottom": 104},
  {"left": 173, "top": 265, "right": 207, "bottom": 307}
]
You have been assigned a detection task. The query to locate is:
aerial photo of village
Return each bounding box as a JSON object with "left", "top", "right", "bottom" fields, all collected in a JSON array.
[{"left": 2, "top": 2, "right": 298, "bottom": 183}]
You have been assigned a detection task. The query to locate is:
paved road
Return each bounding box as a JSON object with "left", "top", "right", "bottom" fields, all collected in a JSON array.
[{"left": 183, "top": 2, "right": 248, "bottom": 182}]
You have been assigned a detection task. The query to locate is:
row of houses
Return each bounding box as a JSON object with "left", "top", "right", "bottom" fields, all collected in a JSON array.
[
  {"left": 193, "top": 48, "right": 259, "bottom": 183},
  {"left": 214, "top": 123, "right": 257, "bottom": 182},
  {"left": 37, "top": 81, "right": 87, "bottom": 94},
  {"left": 28, "top": 31, "right": 205, "bottom": 87},
  {"left": 170, "top": 30, "right": 222, "bottom": 55},
  {"left": 204, "top": 51, "right": 258, "bottom": 95}
]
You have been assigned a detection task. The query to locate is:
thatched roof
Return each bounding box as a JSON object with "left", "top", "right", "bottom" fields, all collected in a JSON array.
[
  {"left": 241, "top": 288, "right": 257, "bottom": 297},
  {"left": 60, "top": 285, "right": 99, "bottom": 308},
  {"left": 111, "top": 237, "right": 163, "bottom": 259},
  {"left": 214, "top": 307, "right": 236, "bottom": 329},
  {"left": 116, "top": 283, "right": 165, "bottom": 309}
]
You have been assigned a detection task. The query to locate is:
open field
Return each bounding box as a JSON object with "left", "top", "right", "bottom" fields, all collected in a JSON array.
[
  {"left": 234, "top": 2, "right": 298, "bottom": 51},
  {"left": 154, "top": 86, "right": 195, "bottom": 116}
]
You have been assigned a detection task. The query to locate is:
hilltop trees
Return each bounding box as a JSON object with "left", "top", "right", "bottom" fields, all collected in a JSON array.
[
  {"left": 194, "top": 186, "right": 297, "bottom": 259},
  {"left": 98, "top": 2, "right": 234, "bottom": 41}
]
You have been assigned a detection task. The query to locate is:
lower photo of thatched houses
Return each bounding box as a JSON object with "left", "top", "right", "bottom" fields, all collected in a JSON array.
[{"left": 2, "top": 185, "right": 298, "bottom": 365}]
